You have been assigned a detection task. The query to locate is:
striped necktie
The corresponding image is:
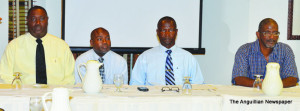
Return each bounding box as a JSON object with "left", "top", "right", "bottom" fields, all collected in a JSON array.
[
  {"left": 98, "top": 57, "right": 105, "bottom": 83},
  {"left": 165, "top": 50, "right": 175, "bottom": 85}
]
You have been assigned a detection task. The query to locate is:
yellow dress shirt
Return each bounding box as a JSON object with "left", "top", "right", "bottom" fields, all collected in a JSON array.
[{"left": 0, "top": 33, "right": 75, "bottom": 85}]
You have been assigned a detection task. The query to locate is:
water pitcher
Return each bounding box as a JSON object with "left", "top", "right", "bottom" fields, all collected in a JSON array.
[
  {"left": 42, "top": 88, "right": 71, "bottom": 111},
  {"left": 77, "top": 60, "right": 103, "bottom": 93},
  {"left": 262, "top": 62, "right": 283, "bottom": 96}
]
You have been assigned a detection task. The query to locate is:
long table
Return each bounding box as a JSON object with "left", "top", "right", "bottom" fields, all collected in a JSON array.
[{"left": 0, "top": 84, "right": 300, "bottom": 111}]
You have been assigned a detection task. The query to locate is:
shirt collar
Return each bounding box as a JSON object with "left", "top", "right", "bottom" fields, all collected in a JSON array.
[
  {"left": 27, "top": 33, "right": 49, "bottom": 42},
  {"left": 92, "top": 49, "right": 112, "bottom": 60},
  {"left": 159, "top": 44, "right": 177, "bottom": 53}
]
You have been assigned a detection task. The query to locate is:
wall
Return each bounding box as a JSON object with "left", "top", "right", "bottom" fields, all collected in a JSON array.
[
  {"left": 34, "top": 0, "right": 61, "bottom": 38},
  {"left": 0, "top": 0, "right": 8, "bottom": 59},
  {"left": 0, "top": 0, "right": 298, "bottom": 85},
  {"left": 42, "top": 0, "right": 300, "bottom": 85},
  {"left": 197, "top": 0, "right": 300, "bottom": 85}
]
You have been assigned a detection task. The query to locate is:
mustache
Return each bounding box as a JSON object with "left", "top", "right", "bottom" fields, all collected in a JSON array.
[
  {"left": 34, "top": 25, "right": 42, "bottom": 29},
  {"left": 266, "top": 39, "right": 276, "bottom": 43}
]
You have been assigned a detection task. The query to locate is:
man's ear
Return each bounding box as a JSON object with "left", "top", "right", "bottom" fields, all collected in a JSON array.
[
  {"left": 256, "top": 31, "right": 260, "bottom": 39},
  {"left": 90, "top": 40, "right": 93, "bottom": 47}
]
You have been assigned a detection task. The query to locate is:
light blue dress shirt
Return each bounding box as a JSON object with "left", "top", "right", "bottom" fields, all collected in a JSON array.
[
  {"left": 130, "top": 45, "right": 204, "bottom": 85},
  {"left": 75, "top": 49, "right": 128, "bottom": 84}
]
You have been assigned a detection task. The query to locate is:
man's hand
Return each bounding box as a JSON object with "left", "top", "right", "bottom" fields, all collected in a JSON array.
[
  {"left": 282, "top": 77, "right": 298, "bottom": 88},
  {"left": 234, "top": 76, "right": 255, "bottom": 87}
]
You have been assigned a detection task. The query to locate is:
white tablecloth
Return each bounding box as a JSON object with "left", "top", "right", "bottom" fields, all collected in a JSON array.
[
  {"left": 0, "top": 96, "right": 30, "bottom": 111},
  {"left": 1, "top": 84, "right": 300, "bottom": 111}
]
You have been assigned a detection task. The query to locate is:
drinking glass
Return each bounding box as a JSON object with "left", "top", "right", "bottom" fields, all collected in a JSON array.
[
  {"left": 182, "top": 76, "right": 192, "bottom": 95},
  {"left": 114, "top": 74, "right": 124, "bottom": 92},
  {"left": 30, "top": 97, "right": 42, "bottom": 111},
  {"left": 11, "top": 72, "right": 22, "bottom": 89},
  {"left": 253, "top": 75, "right": 263, "bottom": 91}
]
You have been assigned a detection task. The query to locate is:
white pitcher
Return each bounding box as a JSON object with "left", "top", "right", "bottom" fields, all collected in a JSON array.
[
  {"left": 78, "top": 60, "right": 103, "bottom": 93},
  {"left": 42, "top": 88, "right": 71, "bottom": 111},
  {"left": 262, "top": 62, "right": 283, "bottom": 96}
]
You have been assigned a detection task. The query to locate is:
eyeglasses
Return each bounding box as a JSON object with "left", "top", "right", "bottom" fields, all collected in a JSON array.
[
  {"left": 260, "top": 31, "right": 280, "bottom": 37},
  {"left": 161, "top": 86, "right": 179, "bottom": 92}
]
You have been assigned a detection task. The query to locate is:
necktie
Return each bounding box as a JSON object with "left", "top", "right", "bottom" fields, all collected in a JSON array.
[
  {"left": 165, "top": 50, "right": 175, "bottom": 85},
  {"left": 36, "top": 38, "right": 47, "bottom": 84},
  {"left": 99, "top": 57, "right": 105, "bottom": 83}
]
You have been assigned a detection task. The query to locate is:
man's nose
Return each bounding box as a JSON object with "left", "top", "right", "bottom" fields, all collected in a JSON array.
[
  {"left": 269, "top": 34, "right": 276, "bottom": 39},
  {"left": 165, "top": 31, "right": 171, "bottom": 36},
  {"left": 36, "top": 19, "right": 41, "bottom": 24},
  {"left": 102, "top": 39, "right": 107, "bottom": 44}
]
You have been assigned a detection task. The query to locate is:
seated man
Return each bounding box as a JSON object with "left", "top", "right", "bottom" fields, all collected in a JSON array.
[
  {"left": 0, "top": 6, "right": 75, "bottom": 85},
  {"left": 75, "top": 27, "right": 128, "bottom": 84},
  {"left": 130, "top": 16, "right": 204, "bottom": 85},
  {"left": 232, "top": 18, "right": 298, "bottom": 88}
]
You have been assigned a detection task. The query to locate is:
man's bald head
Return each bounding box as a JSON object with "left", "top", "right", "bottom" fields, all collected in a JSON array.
[
  {"left": 258, "top": 18, "right": 278, "bottom": 32},
  {"left": 91, "top": 27, "right": 110, "bottom": 40},
  {"left": 157, "top": 16, "right": 177, "bottom": 29}
]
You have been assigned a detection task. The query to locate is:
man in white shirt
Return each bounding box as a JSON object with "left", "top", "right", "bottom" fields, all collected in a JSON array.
[
  {"left": 130, "top": 16, "right": 204, "bottom": 85},
  {"left": 74, "top": 27, "right": 128, "bottom": 84}
]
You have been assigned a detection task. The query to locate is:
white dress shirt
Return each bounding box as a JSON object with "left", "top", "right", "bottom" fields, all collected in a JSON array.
[
  {"left": 75, "top": 49, "right": 128, "bottom": 84},
  {"left": 130, "top": 45, "right": 204, "bottom": 85}
]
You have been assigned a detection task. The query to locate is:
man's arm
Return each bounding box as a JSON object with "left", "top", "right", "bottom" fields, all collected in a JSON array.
[
  {"left": 74, "top": 56, "right": 84, "bottom": 84},
  {"left": 232, "top": 44, "right": 250, "bottom": 85},
  {"left": 0, "top": 43, "right": 15, "bottom": 83},
  {"left": 281, "top": 45, "right": 298, "bottom": 88},
  {"left": 235, "top": 76, "right": 297, "bottom": 88},
  {"left": 282, "top": 77, "right": 298, "bottom": 88},
  {"left": 120, "top": 58, "right": 128, "bottom": 85},
  {"left": 62, "top": 47, "right": 75, "bottom": 85},
  {"left": 234, "top": 76, "right": 255, "bottom": 87},
  {"left": 189, "top": 56, "right": 204, "bottom": 84},
  {"left": 130, "top": 55, "right": 146, "bottom": 85}
]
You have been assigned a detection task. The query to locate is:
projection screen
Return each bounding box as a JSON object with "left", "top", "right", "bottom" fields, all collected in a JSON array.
[{"left": 64, "top": 0, "right": 205, "bottom": 54}]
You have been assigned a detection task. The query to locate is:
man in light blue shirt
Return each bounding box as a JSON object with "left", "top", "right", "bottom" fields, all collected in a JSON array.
[
  {"left": 130, "top": 16, "right": 204, "bottom": 85},
  {"left": 75, "top": 27, "right": 128, "bottom": 84}
]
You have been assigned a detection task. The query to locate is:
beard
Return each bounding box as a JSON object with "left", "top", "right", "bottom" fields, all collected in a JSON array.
[{"left": 263, "top": 39, "right": 277, "bottom": 48}]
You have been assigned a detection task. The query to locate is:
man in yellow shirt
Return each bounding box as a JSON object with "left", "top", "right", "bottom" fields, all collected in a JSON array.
[{"left": 0, "top": 6, "right": 75, "bottom": 85}]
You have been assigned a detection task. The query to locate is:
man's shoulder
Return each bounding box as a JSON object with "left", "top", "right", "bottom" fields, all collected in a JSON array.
[
  {"left": 46, "top": 34, "right": 70, "bottom": 47},
  {"left": 76, "top": 49, "right": 94, "bottom": 61},
  {"left": 277, "top": 42, "right": 293, "bottom": 50},
  {"left": 139, "top": 46, "right": 160, "bottom": 56},
  {"left": 6, "top": 34, "right": 31, "bottom": 48},
  {"left": 175, "top": 47, "right": 193, "bottom": 56},
  {"left": 109, "top": 51, "right": 127, "bottom": 62},
  {"left": 275, "top": 42, "right": 295, "bottom": 55},
  {"left": 9, "top": 33, "right": 29, "bottom": 43},
  {"left": 236, "top": 42, "right": 254, "bottom": 54}
]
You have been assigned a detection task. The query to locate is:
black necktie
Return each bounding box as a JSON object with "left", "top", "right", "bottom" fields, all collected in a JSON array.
[{"left": 36, "top": 38, "right": 47, "bottom": 84}]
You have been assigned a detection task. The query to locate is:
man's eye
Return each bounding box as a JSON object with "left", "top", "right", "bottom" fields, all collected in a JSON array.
[
  {"left": 40, "top": 17, "right": 45, "bottom": 21},
  {"left": 31, "top": 18, "right": 36, "bottom": 21},
  {"left": 97, "top": 39, "right": 102, "bottom": 41}
]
